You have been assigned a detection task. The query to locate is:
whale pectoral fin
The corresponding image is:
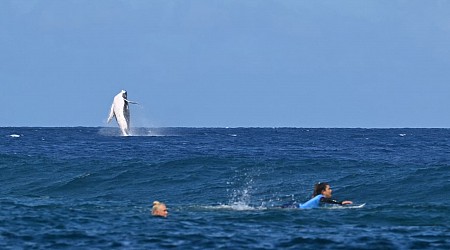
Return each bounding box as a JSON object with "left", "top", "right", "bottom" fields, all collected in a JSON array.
[
  {"left": 107, "top": 104, "right": 115, "bottom": 123},
  {"left": 124, "top": 98, "right": 139, "bottom": 105}
]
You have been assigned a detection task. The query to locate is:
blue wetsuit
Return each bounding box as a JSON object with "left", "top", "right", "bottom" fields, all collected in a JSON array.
[{"left": 299, "top": 194, "right": 344, "bottom": 209}]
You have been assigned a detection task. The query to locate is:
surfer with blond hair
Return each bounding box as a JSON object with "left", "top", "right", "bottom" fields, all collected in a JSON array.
[{"left": 152, "top": 201, "right": 168, "bottom": 217}]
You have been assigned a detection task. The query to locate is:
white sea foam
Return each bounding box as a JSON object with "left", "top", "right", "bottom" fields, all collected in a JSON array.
[
  {"left": 98, "top": 127, "right": 176, "bottom": 137},
  {"left": 202, "top": 203, "right": 260, "bottom": 211}
]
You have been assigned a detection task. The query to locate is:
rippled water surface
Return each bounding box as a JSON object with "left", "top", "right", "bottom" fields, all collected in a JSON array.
[{"left": 1, "top": 127, "right": 449, "bottom": 249}]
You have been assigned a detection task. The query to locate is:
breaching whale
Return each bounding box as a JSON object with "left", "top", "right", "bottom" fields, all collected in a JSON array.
[{"left": 107, "top": 90, "right": 138, "bottom": 136}]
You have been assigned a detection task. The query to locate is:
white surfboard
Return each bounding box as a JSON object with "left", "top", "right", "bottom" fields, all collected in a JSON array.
[{"left": 324, "top": 203, "right": 366, "bottom": 209}]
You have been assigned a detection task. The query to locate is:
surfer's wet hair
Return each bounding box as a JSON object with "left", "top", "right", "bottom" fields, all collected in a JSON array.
[
  {"left": 312, "top": 182, "right": 329, "bottom": 197},
  {"left": 152, "top": 201, "right": 165, "bottom": 213},
  {"left": 153, "top": 201, "right": 162, "bottom": 210}
]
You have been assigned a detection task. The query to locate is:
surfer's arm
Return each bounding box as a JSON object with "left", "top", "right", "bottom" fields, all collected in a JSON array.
[
  {"left": 320, "top": 197, "right": 342, "bottom": 205},
  {"left": 320, "top": 197, "right": 353, "bottom": 205}
]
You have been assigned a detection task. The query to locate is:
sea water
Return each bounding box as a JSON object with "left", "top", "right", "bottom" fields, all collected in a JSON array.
[{"left": 1, "top": 127, "right": 449, "bottom": 249}]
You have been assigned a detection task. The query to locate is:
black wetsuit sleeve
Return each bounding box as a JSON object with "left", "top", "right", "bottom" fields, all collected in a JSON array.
[{"left": 320, "top": 197, "right": 343, "bottom": 205}]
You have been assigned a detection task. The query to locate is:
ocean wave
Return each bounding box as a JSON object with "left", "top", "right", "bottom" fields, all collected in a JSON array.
[{"left": 1, "top": 127, "right": 450, "bottom": 249}]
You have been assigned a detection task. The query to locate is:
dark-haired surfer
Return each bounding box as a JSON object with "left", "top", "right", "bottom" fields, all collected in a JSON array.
[{"left": 299, "top": 182, "right": 352, "bottom": 209}]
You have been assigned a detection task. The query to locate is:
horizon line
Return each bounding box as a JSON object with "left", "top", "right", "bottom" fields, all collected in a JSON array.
[{"left": 1, "top": 126, "right": 449, "bottom": 129}]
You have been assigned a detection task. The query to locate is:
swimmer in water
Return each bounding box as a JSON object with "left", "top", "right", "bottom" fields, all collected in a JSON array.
[
  {"left": 152, "top": 201, "right": 168, "bottom": 217},
  {"left": 299, "top": 182, "right": 353, "bottom": 209}
]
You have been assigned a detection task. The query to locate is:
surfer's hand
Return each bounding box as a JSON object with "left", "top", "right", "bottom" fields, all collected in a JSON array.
[{"left": 342, "top": 201, "right": 353, "bottom": 205}]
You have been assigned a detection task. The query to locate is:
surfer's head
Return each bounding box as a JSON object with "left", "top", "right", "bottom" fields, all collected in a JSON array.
[
  {"left": 152, "top": 201, "right": 168, "bottom": 218},
  {"left": 312, "top": 182, "right": 332, "bottom": 198}
]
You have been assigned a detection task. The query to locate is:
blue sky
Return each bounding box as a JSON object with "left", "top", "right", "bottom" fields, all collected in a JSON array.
[{"left": 1, "top": 0, "right": 449, "bottom": 128}]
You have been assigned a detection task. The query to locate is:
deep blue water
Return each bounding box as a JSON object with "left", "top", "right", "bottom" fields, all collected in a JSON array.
[{"left": 1, "top": 127, "right": 449, "bottom": 249}]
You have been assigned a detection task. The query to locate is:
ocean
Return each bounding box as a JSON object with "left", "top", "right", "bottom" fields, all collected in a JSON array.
[{"left": 1, "top": 127, "right": 449, "bottom": 249}]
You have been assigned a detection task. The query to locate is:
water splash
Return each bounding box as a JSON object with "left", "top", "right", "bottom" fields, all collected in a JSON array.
[
  {"left": 227, "top": 170, "right": 257, "bottom": 210},
  {"left": 98, "top": 127, "right": 174, "bottom": 137},
  {"left": 228, "top": 188, "right": 255, "bottom": 210}
]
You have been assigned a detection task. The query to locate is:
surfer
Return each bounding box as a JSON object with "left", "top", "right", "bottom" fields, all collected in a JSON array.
[
  {"left": 152, "top": 201, "right": 168, "bottom": 217},
  {"left": 299, "top": 182, "right": 353, "bottom": 209}
]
